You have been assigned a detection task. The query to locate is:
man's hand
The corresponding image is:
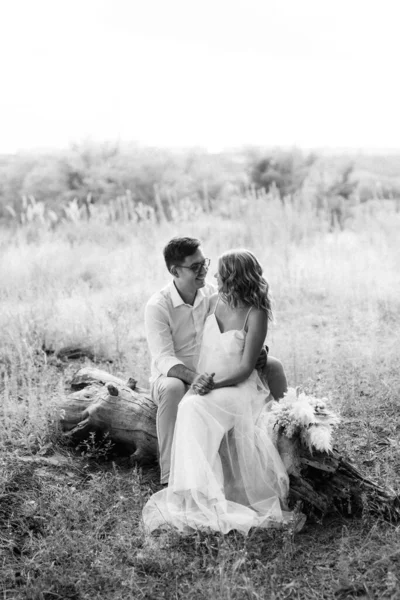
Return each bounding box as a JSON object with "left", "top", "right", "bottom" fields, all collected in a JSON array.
[
  {"left": 191, "top": 372, "right": 215, "bottom": 395},
  {"left": 255, "top": 347, "right": 268, "bottom": 371}
]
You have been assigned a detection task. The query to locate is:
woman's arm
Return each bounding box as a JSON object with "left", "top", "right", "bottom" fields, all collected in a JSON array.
[{"left": 213, "top": 309, "right": 268, "bottom": 389}]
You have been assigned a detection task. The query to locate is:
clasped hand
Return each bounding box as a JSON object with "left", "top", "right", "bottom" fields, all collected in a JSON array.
[{"left": 191, "top": 372, "right": 215, "bottom": 396}]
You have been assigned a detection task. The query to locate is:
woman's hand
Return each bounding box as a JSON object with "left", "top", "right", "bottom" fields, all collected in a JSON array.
[{"left": 191, "top": 372, "right": 215, "bottom": 395}]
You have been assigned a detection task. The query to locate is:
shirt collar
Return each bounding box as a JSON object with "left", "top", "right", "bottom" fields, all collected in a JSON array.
[{"left": 168, "top": 281, "right": 206, "bottom": 308}]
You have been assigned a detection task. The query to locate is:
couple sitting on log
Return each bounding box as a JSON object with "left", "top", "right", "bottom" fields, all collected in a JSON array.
[{"left": 142, "top": 236, "right": 306, "bottom": 534}]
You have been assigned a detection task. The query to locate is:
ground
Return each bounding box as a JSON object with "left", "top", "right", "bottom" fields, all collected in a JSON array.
[{"left": 1, "top": 201, "right": 400, "bottom": 598}]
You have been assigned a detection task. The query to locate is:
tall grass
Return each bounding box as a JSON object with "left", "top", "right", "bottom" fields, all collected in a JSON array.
[
  {"left": 1, "top": 194, "right": 398, "bottom": 361},
  {"left": 1, "top": 194, "right": 400, "bottom": 598}
]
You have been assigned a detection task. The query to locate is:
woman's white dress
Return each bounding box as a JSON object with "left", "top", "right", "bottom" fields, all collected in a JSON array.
[{"left": 142, "top": 312, "right": 293, "bottom": 535}]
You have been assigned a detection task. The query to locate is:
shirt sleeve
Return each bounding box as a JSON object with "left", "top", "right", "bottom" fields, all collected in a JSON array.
[{"left": 144, "top": 300, "right": 184, "bottom": 376}]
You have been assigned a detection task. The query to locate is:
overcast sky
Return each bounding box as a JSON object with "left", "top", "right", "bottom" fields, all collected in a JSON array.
[{"left": 1, "top": 0, "right": 399, "bottom": 153}]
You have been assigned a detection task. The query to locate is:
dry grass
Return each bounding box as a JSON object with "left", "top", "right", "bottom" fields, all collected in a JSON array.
[{"left": 1, "top": 196, "right": 400, "bottom": 599}]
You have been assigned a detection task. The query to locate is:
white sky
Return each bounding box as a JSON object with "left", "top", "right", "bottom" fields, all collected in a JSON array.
[{"left": 0, "top": 0, "right": 399, "bottom": 153}]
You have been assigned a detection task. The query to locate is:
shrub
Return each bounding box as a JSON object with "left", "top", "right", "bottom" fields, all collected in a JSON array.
[{"left": 249, "top": 149, "right": 317, "bottom": 198}]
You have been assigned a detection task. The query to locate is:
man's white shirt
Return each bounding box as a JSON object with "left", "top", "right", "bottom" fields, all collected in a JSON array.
[{"left": 145, "top": 280, "right": 216, "bottom": 386}]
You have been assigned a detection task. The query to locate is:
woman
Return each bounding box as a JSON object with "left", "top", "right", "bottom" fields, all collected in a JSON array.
[{"left": 142, "top": 249, "right": 298, "bottom": 535}]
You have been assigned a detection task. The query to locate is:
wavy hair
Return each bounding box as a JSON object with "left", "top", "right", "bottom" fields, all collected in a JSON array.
[{"left": 218, "top": 249, "right": 273, "bottom": 321}]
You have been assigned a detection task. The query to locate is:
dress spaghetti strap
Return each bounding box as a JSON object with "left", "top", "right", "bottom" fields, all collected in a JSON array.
[
  {"left": 243, "top": 306, "right": 253, "bottom": 331},
  {"left": 213, "top": 296, "right": 220, "bottom": 314}
]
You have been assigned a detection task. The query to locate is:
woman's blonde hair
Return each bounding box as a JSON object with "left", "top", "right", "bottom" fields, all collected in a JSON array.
[{"left": 218, "top": 249, "right": 273, "bottom": 321}]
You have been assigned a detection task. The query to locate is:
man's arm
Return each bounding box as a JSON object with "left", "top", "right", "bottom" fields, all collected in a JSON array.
[
  {"left": 144, "top": 301, "right": 184, "bottom": 376},
  {"left": 167, "top": 364, "right": 215, "bottom": 393},
  {"left": 167, "top": 364, "right": 196, "bottom": 384},
  {"left": 145, "top": 301, "right": 214, "bottom": 391}
]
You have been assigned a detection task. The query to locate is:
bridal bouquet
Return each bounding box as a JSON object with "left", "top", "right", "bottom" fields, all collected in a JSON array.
[{"left": 269, "top": 388, "right": 340, "bottom": 453}]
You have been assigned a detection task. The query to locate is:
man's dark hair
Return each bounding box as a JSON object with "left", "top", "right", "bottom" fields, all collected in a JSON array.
[{"left": 163, "top": 237, "right": 201, "bottom": 271}]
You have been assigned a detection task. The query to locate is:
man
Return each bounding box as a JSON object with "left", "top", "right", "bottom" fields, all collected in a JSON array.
[{"left": 145, "top": 236, "right": 288, "bottom": 484}]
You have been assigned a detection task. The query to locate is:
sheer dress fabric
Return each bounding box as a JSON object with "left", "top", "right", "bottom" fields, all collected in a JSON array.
[{"left": 142, "top": 312, "right": 293, "bottom": 535}]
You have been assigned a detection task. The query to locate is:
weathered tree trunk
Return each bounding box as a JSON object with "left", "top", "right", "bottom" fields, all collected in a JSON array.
[
  {"left": 278, "top": 437, "right": 400, "bottom": 520},
  {"left": 60, "top": 367, "right": 400, "bottom": 521},
  {"left": 60, "top": 367, "right": 157, "bottom": 463}
]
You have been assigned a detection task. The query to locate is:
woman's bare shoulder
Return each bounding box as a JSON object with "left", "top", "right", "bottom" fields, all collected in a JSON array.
[
  {"left": 208, "top": 293, "right": 219, "bottom": 312},
  {"left": 247, "top": 307, "right": 268, "bottom": 328}
]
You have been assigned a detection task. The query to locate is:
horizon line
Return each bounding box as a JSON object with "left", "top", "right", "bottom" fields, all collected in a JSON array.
[{"left": 1, "top": 141, "right": 400, "bottom": 157}]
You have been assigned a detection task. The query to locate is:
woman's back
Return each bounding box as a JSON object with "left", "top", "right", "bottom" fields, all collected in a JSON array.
[
  {"left": 197, "top": 297, "right": 252, "bottom": 377},
  {"left": 212, "top": 295, "right": 252, "bottom": 334}
]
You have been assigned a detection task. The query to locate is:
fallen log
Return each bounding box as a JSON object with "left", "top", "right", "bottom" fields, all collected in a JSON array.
[
  {"left": 59, "top": 367, "right": 400, "bottom": 521},
  {"left": 285, "top": 443, "right": 400, "bottom": 521},
  {"left": 60, "top": 367, "right": 157, "bottom": 464}
]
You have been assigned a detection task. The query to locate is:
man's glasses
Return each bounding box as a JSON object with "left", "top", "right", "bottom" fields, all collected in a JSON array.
[{"left": 177, "top": 258, "right": 210, "bottom": 275}]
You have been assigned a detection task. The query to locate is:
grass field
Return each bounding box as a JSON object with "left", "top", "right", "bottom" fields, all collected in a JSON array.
[{"left": 1, "top": 196, "right": 400, "bottom": 599}]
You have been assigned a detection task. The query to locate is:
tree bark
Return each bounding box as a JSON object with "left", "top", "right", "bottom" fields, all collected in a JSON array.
[
  {"left": 60, "top": 367, "right": 400, "bottom": 521},
  {"left": 60, "top": 367, "right": 157, "bottom": 463}
]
